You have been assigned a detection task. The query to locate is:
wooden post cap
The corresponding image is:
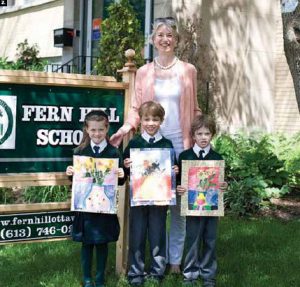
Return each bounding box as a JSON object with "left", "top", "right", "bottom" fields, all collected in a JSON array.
[{"left": 124, "top": 49, "right": 136, "bottom": 68}]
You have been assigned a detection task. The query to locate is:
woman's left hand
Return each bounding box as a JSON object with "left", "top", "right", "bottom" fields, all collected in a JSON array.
[
  {"left": 124, "top": 158, "right": 132, "bottom": 169},
  {"left": 117, "top": 168, "right": 125, "bottom": 179},
  {"left": 176, "top": 185, "right": 186, "bottom": 195},
  {"left": 172, "top": 165, "right": 179, "bottom": 174},
  {"left": 109, "top": 130, "right": 124, "bottom": 147}
]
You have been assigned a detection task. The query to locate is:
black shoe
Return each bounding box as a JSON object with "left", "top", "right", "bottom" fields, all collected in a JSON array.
[
  {"left": 145, "top": 275, "right": 162, "bottom": 285},
  {"left": 203, "top": 280, "right": 216, "bottom": 287},
  {"left": 83, "top": 281, "right": 94, "bottom": 287},
  {"left": 128, "top": 277, "right": 144, "bottom": 286},
  {"left": 182, "top": 279, "right": 197, "bottom": 286},
  {"left": 146, "top": 274, "right": 162, "bottom": 281}
]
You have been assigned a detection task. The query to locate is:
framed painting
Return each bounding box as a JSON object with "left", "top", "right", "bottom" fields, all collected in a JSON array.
[
  {"left": 71, "top": 155, "right": 119, "bottom": 214},
  {"left": 180, "top": 160, "right": 225, "bottom": 216},
  {"left": 130, "top": 148, "right": 176, "bottom": 206}
]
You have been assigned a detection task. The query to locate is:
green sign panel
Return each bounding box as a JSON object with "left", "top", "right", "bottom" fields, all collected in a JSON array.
[
  {"left": 0, "top": 84, "right": 124, "bottom": 173},
  {"left": 0, "top": 211, "right": 74, "bottom": 243}
]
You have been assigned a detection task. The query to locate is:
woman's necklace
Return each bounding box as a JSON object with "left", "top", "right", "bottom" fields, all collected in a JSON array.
[{"left": 154, "top": 57, "right": 178, "bottom": 70}]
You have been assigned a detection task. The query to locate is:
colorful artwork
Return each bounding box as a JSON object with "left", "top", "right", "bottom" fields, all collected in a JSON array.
[
  {"left": 71, "top": 155, "right": 119, "bottom": 214},
  {"left": 130, "top": 148, "right": 176, "bottom": 206},
  {"left": 181, "top": 160, "right": 225, "bottom": 216}
]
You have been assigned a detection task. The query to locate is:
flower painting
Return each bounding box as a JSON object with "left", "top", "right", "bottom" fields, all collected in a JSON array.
[
  {"left": 181, "top": 160, "right": 225, "bottom": 216},
  {"left": 71, "top": 155, "right": 119, "bottom": 214},
  {"left": 130, "top": 148, "right": 176, "bottom": 206}
]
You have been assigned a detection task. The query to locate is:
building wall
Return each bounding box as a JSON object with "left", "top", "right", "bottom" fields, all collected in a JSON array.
[
  {"left": 60, "top": 0, "right": 75, "bottom": 64},
  {"left": 0, "top": 0, "right": 64, "bottom": 62},
  {"left": 173, "top": 0, "right": 277, "bottom": 133},
  {"left": 154, "top": 0, "right": 300, "bottom": 134},
  {"left": 153, "top": 0, "right": 172, "bottom": 17}
]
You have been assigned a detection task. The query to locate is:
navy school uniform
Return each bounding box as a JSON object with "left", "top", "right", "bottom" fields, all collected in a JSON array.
[
  {"left": 179, "top": 145, "right": 223, "bottom": 286},
  {"left": 123, "top": 133, "right": 175, "bottom": 285},
  {"left": 72, "top": 142, "right": 124, "bottom": 244}
]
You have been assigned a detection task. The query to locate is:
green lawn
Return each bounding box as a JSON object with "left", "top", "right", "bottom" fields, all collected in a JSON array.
[{"left": 0, "top": 217, "right": 299, "bottom": 287}]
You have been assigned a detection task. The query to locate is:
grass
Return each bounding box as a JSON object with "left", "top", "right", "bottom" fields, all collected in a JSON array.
[{"left": 0, "top": 216, "right": 299, "bottom": 287}]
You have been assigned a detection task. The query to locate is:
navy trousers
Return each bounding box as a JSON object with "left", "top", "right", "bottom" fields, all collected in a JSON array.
[
  {"left": 127, "top": 205, "right": 168, "bottom": 284},
  {"left": 183, "top": 216, "right": 218, "bottom": 284}
]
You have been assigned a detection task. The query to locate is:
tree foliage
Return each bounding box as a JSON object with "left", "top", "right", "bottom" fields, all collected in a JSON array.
[{"left": 96, "top": 0, "right": 144, "bottom": 80}]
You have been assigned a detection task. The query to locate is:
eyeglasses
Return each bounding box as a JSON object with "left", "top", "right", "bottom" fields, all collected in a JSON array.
[{"left": 154, "top": 17, "right": 176, "bottom": 25}]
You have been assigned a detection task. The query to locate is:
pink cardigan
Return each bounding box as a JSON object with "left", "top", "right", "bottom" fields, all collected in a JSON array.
[{"left": 126, "top": 60, "right": 201, "bottom": 149}]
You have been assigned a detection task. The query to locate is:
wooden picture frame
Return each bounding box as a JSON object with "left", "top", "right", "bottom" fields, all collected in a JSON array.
[{"left": 180, "top": 160, "right": 225, "bottom": 216}]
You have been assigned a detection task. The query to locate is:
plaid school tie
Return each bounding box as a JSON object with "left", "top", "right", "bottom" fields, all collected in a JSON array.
[
  {"left": 93, "top": 145, "right": 100, "bottom": 154},
  {"left": 149, "top": 137, "right": 155, "bottom": 144},
  {"left": 199, "top": 150, "right": 205, "bottom": 159}
]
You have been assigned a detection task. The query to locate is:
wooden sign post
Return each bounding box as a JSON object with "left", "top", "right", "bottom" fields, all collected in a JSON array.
[{"left": 116, "top": 49, "right": 137, "bottom": 274}]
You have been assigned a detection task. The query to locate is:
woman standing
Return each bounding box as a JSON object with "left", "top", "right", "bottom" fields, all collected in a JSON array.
[{"left": 110, "top": 17, "right": 201, "bottom": 273}]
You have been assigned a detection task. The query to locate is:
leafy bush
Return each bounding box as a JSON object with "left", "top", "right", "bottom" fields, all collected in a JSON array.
[
  {"left": 0, "top": 39, "right": 46, "bottom": 71},
  {"left": 0, "top": 186, "right": 70, "bottom": 204},
  {"left": 224, "top": 178, "right": 264, "bottom": 216},
  {"left": 96, "top": 0, "right": 144, "bottom": 80},
  {"left": 0, "top": 188, "right": 14, "bottom": 204},
  {"left": 213, "top": 132, "right": 299, "bottom": 216},
  {"left": 275, "top": 132, "right": 300, "bottom": 186},
  {"left": 0, "top": 57, "right": 12, "bottom": 70}
]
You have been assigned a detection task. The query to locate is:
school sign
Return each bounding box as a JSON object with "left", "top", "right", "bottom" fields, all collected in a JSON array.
[
  {"left": 0, "top": 211, "right": 74, "bottom": 243},
  {"left": 0, "top": 69, "right": 131, "bottom": 274},
  {"left": 0, "top": 72, "right": 126, "bottom": 173}
]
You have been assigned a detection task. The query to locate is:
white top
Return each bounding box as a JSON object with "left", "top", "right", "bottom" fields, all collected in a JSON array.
[
  {"left": 141, "top": 131, "right": 163, "bottom": 143},
  {"left": 193, "top": 143, "right": 211, "bottom": 158},
  {"left": 154, "top": 76, "right": 181, "bottom": 135},
  {"left": 90, "top": 139, "right": 107, "bottom": 153}
]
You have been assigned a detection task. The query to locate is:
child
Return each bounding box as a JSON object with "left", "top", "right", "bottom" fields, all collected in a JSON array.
[
  {"left": 177, "top": 115, "right": 227, "bottom": 287},
  {"left": 123, "top": 101, "right": 178, "bottom": 286},
  {"left": 66, "top": 110, "right": 124, "bottom": 287}
]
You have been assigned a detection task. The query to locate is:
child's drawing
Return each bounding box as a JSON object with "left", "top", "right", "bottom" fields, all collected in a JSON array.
[
  {"left": 71, "top": 155, "right": 118, "bottom": 214},
  {"left": 181, "top": 160, "right": 225, "bottom": 216},
  {"left": 130, "top": 148, "right": 176, "bottom": 206}
]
